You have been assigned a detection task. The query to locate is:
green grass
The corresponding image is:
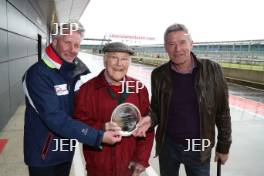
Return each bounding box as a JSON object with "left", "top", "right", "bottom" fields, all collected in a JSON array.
[{"left": 219, "top": 62, "right": 264, "bottom": 71}]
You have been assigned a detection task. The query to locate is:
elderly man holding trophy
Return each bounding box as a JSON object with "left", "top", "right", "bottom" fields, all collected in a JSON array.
[{"left": 74, "top": 42, "right": 154, "bottom": 176}]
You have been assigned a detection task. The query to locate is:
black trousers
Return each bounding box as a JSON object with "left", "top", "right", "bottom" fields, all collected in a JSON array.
[{"left": 28, "top": 162, "right": 72, "bottom": 176}]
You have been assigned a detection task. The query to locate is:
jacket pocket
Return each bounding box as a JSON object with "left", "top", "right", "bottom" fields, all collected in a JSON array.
[{"left": 41, "top": 132, "right": 54, "bottom": 160}]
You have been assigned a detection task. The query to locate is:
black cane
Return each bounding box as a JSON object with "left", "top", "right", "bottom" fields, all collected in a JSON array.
[{"left": 217, "top": 159, "right": 221, "bottom": 176}]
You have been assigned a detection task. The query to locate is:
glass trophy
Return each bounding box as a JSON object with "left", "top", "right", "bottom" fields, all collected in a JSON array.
[{"left": 111, "top": 103, "right": 141, "bottom": 136}]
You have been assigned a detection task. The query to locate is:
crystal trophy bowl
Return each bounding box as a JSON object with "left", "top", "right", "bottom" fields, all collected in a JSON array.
[{"left": 111, "top": 103, "right": 141, "bottom": 136}]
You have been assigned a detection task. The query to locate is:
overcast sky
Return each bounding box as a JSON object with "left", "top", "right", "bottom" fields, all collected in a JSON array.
[{"left": 80, "top": 0, "right": 263, "bottom": 45}]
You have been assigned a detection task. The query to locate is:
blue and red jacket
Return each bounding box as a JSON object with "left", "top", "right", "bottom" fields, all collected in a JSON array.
[{"left": 22, "top": 44, "right": 104, "bottom": 167}]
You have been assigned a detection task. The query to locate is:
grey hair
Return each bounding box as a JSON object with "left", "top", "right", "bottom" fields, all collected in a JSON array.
[
  {"left": 52, "top": 19, "right": 85, "bottom": 40},
  {"left": 164, "top": 23, "right": 192, "bottom": 42}
]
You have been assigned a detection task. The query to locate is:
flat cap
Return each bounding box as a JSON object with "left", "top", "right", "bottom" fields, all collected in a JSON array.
[{"left": 102, "top": 42, "right": 134, "bottom": 55}]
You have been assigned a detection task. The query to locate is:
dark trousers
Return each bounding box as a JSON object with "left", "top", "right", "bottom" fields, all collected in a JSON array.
[
  {"left": 159, "top": 136, "right": 210, "bottom": 176},
  {"left": 28, "top": 162, "right": 72, "bottom": 176}
]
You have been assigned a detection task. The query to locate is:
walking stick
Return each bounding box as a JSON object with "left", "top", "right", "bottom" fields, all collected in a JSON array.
[{"left": 217, "top": 159, "right": 221, "bottom": 176}]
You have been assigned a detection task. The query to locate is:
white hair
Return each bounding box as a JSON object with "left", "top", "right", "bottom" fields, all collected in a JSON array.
[{"left": 164, "top": 23, "right": 192, "bottom": 42}]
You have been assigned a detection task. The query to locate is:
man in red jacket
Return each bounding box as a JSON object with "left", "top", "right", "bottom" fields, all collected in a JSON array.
[{"left": 74, "top": 42, "right": 154, "bottom": 176}]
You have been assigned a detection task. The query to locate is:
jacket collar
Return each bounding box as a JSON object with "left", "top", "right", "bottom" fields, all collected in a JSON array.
[
  {"left": 71, "top": 58, "right": 90, "bottom": 78},
  {"left": 94, "top": 70, "right": 110, "bottom": 89},
  {"left": 42, "top": 44, "right": 63, "bottom": 69},
  {"left": 191, "top": 52, "right": 202, "bottom": 68},
  {"left": 160, "top": 52, "right": 200, "bottom": 82},
  {"left": 165, "top": 52, "right": 200, "bottom": 71},
  {"left": 42, "top": 44, "right": 90, "bottom": 78}
]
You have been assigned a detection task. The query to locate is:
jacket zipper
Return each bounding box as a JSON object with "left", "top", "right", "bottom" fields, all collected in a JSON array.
[
  {"left": 195, "top": 72, "right": 203, "bottom": 154},
  {"left": 41, "top": 132, "right": 54, "bottom": 160},
  {"left": 159, "top": 78, "right": 172, "bottom": 156}
]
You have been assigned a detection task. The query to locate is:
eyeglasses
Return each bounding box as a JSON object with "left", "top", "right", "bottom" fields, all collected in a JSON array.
[{"left": 107, "top": 55, "right": 131, "bottom": 63}]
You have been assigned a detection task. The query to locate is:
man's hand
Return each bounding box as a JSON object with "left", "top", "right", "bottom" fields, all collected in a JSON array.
[
  {"left": 215, "top": 152, "right": 229, "bottom": 164},
  {"left": 105, "top": 121, "right": 121, "bottom": 131},
  {"left": 133, "top": 116, "right": 152, "bottom": 137},
  {"left": 102, "top": 131, "right": 122, "bottom": 145},
  {"left": 128, "top": 161, "right": 145, "bottom": 176}
]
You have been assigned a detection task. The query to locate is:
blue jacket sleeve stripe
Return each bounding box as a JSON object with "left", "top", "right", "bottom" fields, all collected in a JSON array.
[{"left": 22, "top": 72, "right": 39, "bottom": 113}]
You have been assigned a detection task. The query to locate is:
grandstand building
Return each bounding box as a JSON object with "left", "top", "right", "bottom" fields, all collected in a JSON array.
[
  {"left": 82, "top": 39, "right": 264, "bottom": 61},
  {"left": 132, "top": 39, "right": 264, "bottom": 60}
]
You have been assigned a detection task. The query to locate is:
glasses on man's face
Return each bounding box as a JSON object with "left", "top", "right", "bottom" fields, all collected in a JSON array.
[{"left": 108, "top": 55, "right": 130, "bottom": 63}]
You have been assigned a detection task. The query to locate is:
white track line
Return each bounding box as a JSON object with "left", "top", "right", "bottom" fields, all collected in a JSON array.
[
  {"left": 72, "top": 142, "right": 86, "bottom": 176},
  {"left": 230, "top": 105, "right": 264, "bottom": 120},
  {"left": 146, "top": 166, "right": 159, "bottom": 176}
]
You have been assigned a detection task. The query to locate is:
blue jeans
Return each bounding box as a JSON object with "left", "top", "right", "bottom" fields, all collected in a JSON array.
[{"left": 159, "top": 136, "right": 210, "bottom": 176}]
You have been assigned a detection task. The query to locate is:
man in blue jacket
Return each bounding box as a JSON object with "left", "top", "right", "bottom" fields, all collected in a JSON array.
[{"left": 22, "top": 20, "right": 121, "bottom": 176}]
